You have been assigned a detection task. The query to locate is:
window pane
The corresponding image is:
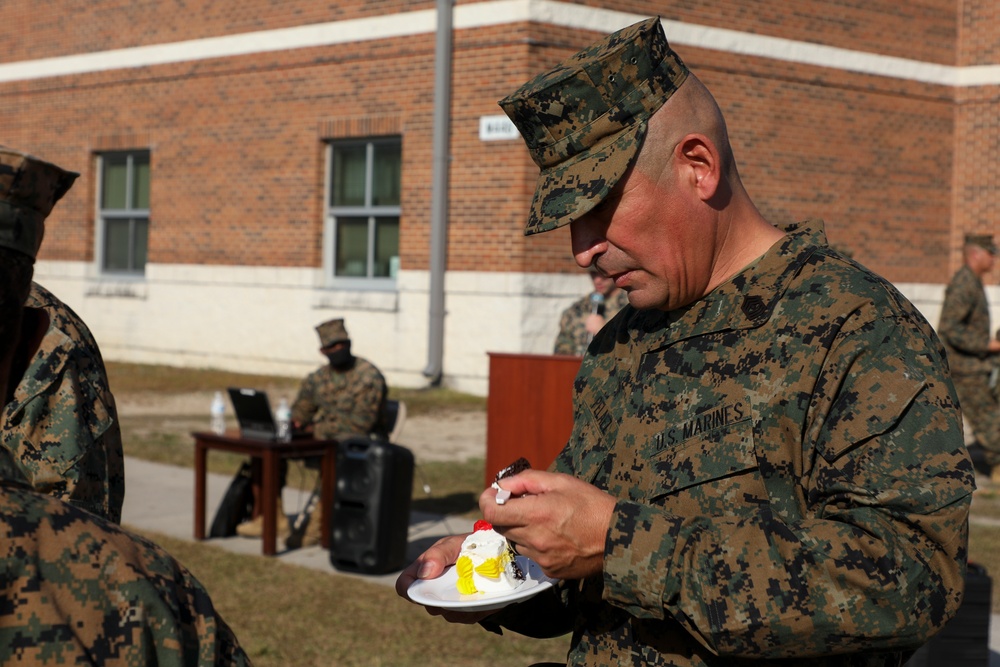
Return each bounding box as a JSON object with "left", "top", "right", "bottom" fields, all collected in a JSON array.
[
  {"left": 134, "top": 218, "right": 149, "bottom": 271},
  {"left": 331, "top": 145, "right": 367, "bottom": 207},
  {"left": 372, "top": 142, "right": 401, "bottom": 206},
  {"left": 132, "top": 154, "right": 151, "bottom": 209},
  {"left": 104, "top": 219, "right": 132, "bottom": 271},
  {"left": 335, "top": 217, "right": 369, "bottom": 277},
  {"left": 374, "top": 217, "right": 399, "bottom": 278},
  {"left": 102, "top": 155, "right": 128, "bottom": 209}
]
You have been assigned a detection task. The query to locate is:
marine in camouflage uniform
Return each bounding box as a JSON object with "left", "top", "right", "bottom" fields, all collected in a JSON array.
[
  {"left": 485, "top": 220, "right": 972, "bottom": 666},
  {"left": 2, "top": 280, "right": 125, "bottom": 523},
  {"left": 290, "top": 318, "right": 387, "bottom": 440},
  {"left": 0, "top": 145, "right": 252, "bottom": 665},
  {"left": 398, "top": 18, "right": 974, "bottom": 667},
  {"left": 937, "top": 234, "right": 1000, "bottom": 473},
  {"left": 238, "top": 318, "right": 385, "bottom": 538},
  {"left": 554, "top": 285, "right": 629, "bottom": 356},
  {"left": 270, "top": 317, "right": 386, "bottom": 546}
]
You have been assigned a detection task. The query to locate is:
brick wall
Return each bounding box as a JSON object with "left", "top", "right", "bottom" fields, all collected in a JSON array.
[
  {"left": 2, "top": 0, "right": 438, "bottom": 60},
  {"left": 0, "top": 1, "right": 995, "bottom": 286}
]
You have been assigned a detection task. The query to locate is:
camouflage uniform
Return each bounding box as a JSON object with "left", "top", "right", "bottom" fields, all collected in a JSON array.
[
  {"left": 2, "top": 281, "right": 125, "bottom": 523},
  {"left": 554, "top": 290, "right": 630, "bottom": 356},
  {"left": 486, "top": 222, "right": 973, "bottom": 665},
  {"left": 938, "top": 263, "right": 1000, "bottom": 464},
  {"left": 290, "top": 357, "right": 386, "bottom": 440},
  {"left": 0, "top": 475, "right": 251, "bottom": 665}
]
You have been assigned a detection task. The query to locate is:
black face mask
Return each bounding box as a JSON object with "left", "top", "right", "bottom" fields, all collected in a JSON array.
[{"left": 325, "top": 345, "right": 353, "bottom": 369}]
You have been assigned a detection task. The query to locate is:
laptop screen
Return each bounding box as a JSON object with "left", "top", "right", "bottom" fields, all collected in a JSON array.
[{"left": 227, "top": 387, "right": 276, "bottom": 441}]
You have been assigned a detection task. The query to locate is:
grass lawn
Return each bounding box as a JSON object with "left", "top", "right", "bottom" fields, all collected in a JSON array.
[{"left": 138, "top": 529, "right": 569, "bottom": 666}]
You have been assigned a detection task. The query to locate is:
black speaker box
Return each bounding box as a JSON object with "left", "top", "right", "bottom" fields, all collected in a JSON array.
[
  {"left": 329, "top": 436, "right": 414, "bottom": 574},
  {"left": 905, "top": 562, "right": 992, "bottom": 667}
]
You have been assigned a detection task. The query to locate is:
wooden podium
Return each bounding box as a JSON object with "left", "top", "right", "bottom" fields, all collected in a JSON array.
[{"left": 485, "top": 352, "right": 581, "bottom": 487}]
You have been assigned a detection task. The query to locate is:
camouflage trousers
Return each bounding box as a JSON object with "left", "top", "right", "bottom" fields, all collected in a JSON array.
[{"left": 953, "top": 372, "right": 1000, "bottom": 466}]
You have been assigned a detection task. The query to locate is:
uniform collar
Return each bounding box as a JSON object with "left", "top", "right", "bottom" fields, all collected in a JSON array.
[{"left": 626, "top": 219, "right": 829, "bottom": 350}]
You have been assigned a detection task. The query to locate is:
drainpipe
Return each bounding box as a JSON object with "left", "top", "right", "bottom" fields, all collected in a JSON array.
[{"left": 423, "top": 0, "right": 452, "bottom": 385}]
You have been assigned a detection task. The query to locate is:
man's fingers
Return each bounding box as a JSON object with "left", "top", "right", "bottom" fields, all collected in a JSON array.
[
  {"left": 490, "top": 469, "right": 552, "bottom": 498},
  {"left": 394, "top": 534, "right": 466, "bottom": 600}
]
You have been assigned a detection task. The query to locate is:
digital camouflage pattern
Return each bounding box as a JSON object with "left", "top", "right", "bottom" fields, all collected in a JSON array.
[
  {"left": 554, "top": 290, "right": 630, "bottom": 356},
  {"left": 291, "top": 356, "right": 386, "bottom": 440},
  {"left": 0, "top": 465, "right": 251, "bottom": 665},
  {"left": 487, "top": 221, "right": 973, "bottom": 666},
  {"left": 938, "top": 263, "right": 1000, "bottom": 464},
  {"left": 498, "top": 18, "right": 688, "bottom": 235},
  {"left": 2, "top": 282, "right": 125, "bottom": 523},
  {"left": 0, "top": 146, "right": 78, "bottom": 259}
]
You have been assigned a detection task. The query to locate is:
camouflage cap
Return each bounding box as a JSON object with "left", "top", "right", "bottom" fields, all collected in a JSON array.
[
  {"left": 316, "top": 318, "right": 350, "bottom": 348},
  {"left": 965, "top": 233, "right": 997, "bottom": 254},
  {"left": 0, "top": 146, "right": 79, "bottom": 260},
  {"left": 498, "top": 17, "right": 688, "bottom": 236}
]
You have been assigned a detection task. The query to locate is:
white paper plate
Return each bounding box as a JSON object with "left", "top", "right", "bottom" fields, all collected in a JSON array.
[{"left": 407, "top": 556, "right": 557, "bottom": 612}]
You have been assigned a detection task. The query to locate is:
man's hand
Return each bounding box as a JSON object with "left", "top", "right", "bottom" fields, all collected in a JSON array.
[
  {"left": 394, "top": 534, "right": 496, "bottom": 624},
  {"left": 481, "top": 470, "right": 616, "bottom": 580}
]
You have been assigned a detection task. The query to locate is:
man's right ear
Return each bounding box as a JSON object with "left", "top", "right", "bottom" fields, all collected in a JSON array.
[{"left": 676, "top": 134, "right": 722, "bottom": 203}]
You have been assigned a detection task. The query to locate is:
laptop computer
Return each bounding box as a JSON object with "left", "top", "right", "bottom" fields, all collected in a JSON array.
[{"left": 227, "top": 387, "right": 278, "bottom": 441}]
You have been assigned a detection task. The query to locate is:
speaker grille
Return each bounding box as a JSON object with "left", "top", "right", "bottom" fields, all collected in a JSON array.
[{"left": 329, "top": 437, "right": 414, "bottom": 574}]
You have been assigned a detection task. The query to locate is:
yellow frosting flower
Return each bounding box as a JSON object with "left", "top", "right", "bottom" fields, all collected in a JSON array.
[
  {"left": 475, "top": 557, "right": 501, "bottom": 579},
  {"left": 474, "top": 549, "right": 514, "bottom": 580},
  {"left": 456, "top": 555, "right": 478, "bottom": 594}
]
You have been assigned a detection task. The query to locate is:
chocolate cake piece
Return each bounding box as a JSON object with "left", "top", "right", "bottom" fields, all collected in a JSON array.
[{"left": 494, "top": 457, "right": 532, "bottom": 483}]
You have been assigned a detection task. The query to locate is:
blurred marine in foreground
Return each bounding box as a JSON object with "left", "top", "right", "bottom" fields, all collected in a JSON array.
[{"left": 0, "top": 145, "right": 251, "bottom": 665}]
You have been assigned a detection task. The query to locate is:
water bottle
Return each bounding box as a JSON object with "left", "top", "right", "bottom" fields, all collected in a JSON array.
[
  {"left": 210, "top": 391, "right": 226, "bottom": 435},
  {"left": 275, "top": 398, "right": 291, "bottom": 443}
]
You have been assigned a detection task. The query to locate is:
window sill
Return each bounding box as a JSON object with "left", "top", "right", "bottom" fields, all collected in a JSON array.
[
  {"left": 312, "top": 287, "right": 398, "bottom": 312},
  {"left": 85, "top": 276, "right": 148, "bottom": 300}
]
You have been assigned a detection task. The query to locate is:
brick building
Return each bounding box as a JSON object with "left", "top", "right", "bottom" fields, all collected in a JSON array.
[{"left": 4, "top": 0, "right": 999, "bottom": 395}]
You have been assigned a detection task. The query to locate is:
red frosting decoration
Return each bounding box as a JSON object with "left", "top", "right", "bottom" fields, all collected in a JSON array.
[{"left": 473, "top": 520, "right": 493, "bottom": 532}]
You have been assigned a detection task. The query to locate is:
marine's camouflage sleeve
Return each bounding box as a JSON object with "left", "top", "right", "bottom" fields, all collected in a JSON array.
[
  {"left": 0, "top": 477, "right": 251, "bottom": 666},
  {"left": 1, "top": 283, "right": 125, "bottom": 523},
  {"left": 291, "top": 356, "right": 387, "bottom": 440},
  {"left": 490, "top": 220, "right": 974, "bottom": 666},
  {"left": 938, "top": 264, "right": 995, "bottom": 375},
  {"left": 554, "top": 291, "right": 630, "bottom": 356}
]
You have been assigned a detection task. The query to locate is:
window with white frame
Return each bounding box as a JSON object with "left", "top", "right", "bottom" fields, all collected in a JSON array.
[
  {"left": 99, "top": 150, "right": 150, "bottom": 275},
  {"left": 326, "top": 138, "right": 400, "bottom": 283}
]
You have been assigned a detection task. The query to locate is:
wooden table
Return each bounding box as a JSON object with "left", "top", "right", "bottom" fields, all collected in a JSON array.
[{"left": 192, "top": 431, "right": 338, "bottom": 556}]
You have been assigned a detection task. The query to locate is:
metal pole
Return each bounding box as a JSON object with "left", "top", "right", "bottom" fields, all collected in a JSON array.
[{"left": 423, "top": 0, "right": 452, "bottom": 384}]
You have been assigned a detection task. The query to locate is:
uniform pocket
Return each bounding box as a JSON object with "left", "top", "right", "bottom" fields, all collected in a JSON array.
[{"left": 646, "top": 417, "right": 758, "bottom": 497}]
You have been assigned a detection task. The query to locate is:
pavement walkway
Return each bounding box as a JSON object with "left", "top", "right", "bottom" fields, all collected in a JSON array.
[
  {"left": 121, "top": 455, "right": 1000, "bottom": 664},
  {"left": 120, "top": 455, "right": 471, "bottom": 588}
]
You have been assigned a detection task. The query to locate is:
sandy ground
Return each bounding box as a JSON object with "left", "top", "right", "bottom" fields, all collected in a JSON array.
[{"left": 115, "top": 389, "right": 487, "bottom": 463}]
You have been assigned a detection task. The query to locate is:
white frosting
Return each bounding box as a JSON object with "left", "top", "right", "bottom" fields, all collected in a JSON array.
[{"left": 456, "top": 528, "right": 524, "bottom": 594}]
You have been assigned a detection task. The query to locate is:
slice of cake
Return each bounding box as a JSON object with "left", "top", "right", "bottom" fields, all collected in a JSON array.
[
  {"left": 455, "top": 520, "right": 525, "bottom": 595},
  {"left": 492, "top": 456, "right": 531, "bottom": 505}
]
